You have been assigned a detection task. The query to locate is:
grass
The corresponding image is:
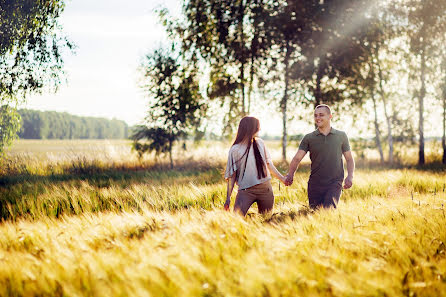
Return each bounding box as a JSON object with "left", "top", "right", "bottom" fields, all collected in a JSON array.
[{"left": 0, "top": 139, "right": 445, "bottom": 296}]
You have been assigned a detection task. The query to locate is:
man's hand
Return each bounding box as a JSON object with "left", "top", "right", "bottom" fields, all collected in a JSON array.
[
  {"left": 284, "top": 174, "right": 294, "bottom": 186},
  {"left": 224, "top": 198, "right": 231, "bottom": 211},
  {"left": 343, "top": 151, "right": 355, "bottom": 189},
  {"left": 343, "top": 176, "right": 353, "bottom": 189},
  {"left": 285, "top": 150, "right": 306, "bottom": 187}
]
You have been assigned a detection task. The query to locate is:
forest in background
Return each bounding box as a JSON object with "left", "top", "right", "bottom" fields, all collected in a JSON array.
[{"left": 17, "top": 109, "right": 129, "bottom": 140}]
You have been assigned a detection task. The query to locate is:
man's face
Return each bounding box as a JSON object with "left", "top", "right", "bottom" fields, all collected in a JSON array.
[{"left": 314, "top": 107, "right": 332, "bottom": 128}]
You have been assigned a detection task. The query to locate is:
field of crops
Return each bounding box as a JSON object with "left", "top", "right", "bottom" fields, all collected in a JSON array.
[{"left": 0, "top": 140, "right": 445, "bottom": 296}]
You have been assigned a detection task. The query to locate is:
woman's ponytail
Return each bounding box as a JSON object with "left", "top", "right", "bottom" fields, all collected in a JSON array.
[{"left": 252, "top": 138, "right": 266, "bottom": 179}]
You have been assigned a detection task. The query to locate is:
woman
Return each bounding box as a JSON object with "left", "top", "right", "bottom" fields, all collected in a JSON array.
[{"left": 224, "top": 116, "right": 285, "bottom": 216}]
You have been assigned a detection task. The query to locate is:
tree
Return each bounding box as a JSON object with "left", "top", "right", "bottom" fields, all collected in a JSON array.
[
  {"left": 261, "top": 0, "right": 306, "bottom": 161},
  {"left": 373, "top": 45, "right": 395, "bottom": 164},
  {"left": 259, "top": 0, "right": 376, "bottom": 160},
  {"left": 0, "top": 0, "right": 72, "bottom": 153},
  {"left": 289, "top": 0, "right": 376, "bottom": 111},
  {"left": 131, "top": 127, "right": 174, "bottom": 160},
  {"left": 0, "top": 105, "right": 20, "bottom": 151},
  {"left": 368, "top": 60, "right": 384, "bottom": 163},
  {"left": 179, "top": 0, "right": 270, "bottom": 134},
  {"left": 404, "top": 0, "right": 446, "bottom": 165},
  {"left": 354, "top": 57, "right": 385, "bottom": 163},
  {"left": 133, "top": 47, "right": 206, "bottom": 168},
  {"left": 441, "top": 57, "right": 446, "bottom": 165},
  {"left": 362, "top": 5, "right": 402, "bottom": 164}
]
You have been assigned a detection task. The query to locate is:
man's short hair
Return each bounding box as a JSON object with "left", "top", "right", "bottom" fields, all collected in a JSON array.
[{"left": 314, "top": 104, "right": 332, "bottom": 115}]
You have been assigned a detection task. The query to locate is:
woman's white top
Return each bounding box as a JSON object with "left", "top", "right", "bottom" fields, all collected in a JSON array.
[{"left": 224, "top": 138, "right": 272, "bottom": 190}]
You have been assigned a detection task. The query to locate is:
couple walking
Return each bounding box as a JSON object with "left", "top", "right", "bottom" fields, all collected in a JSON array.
[{"left": 224, "top": 104, "right": 355, "bottom": 216}]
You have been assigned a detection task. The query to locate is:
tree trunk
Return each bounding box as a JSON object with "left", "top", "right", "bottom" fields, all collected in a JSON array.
[
  {"left": 418, "top": 44, "right": 426, "bottom": 165},
  {"left": 371, "top": 87, "right": 384, "bottom": 164},
  {"left": 247, "top": 0, "right": 259, "bottom": 115},
  {"left": 281, "top": 40, "right": 291, "bottom": 161},
  {"left": 169, "top": 138, "right": 173, "bottom": 169},
  {"left": 443, "top": 85, "right": 446, "bottom": 164},
  {"left": 369, "top": 60, "right": 384, "bottom": 163},
  {"left": 376, "top": 48, "right": 393, "bottom": 164},
  {"left": 312, "top": 65, "right": 323, "bottom": 129},
  {"left": 247, "top": 50, "right": 254, "bottom": 114},
  {"left": 239, "top": 0, "right": 246, "bottom": 115},
  {"left": 315, "top": 65, "right": 323, "bottom": 108},
  {"left": 240, "top": 61, "right": 246, "bottom": 115}
]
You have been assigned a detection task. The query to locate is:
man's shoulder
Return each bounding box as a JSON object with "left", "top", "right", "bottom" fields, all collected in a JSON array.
[
  {"left": 331, "top": 128, "right": 348, "bottom": 136},
  {"left": 304, "top": 130, "right": 319, "bottom": 138}
]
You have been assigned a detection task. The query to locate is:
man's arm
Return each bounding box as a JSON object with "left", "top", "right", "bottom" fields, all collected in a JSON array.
[
  {"left": 285, "top": 149, "right": 307, "bottom": 186},
  {"left": 224, "top": 174, "right": 237, "bottom": 210},
  {"left": 343, "top": 150, "right": 355, "bottom": 189}
]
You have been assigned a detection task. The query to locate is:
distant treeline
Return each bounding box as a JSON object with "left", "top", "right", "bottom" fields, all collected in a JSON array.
[{"left": 17, "top": 109, "right": 129, "bottom": 139}]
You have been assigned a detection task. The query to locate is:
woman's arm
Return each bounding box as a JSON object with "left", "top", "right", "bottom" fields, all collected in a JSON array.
[
  {"left": 259, "top": 139, "right": 285, "bottom": 183},
  {"left": 267, "top": 162, "right": 285, "bottom": 183},
  {"left": 224, "top": 173, "right": 237, "bottom": 211}
]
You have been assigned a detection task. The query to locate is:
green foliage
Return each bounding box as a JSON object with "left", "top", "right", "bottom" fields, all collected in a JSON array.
[
  {"left": 0, "top": 105, "right": 20, "bottom": 154},
  {"left": 403, "top": 0, "right": 446, "bottom": 165},
  {"left": 17, "top": 109, "right": 128, "bottom": 139},
  {"left": 0, "top": 0, "right": 72, "bottom": 153},
  {"left": 180, "top": 0, "right": 270, "bottom": 133},
  {"left": 135, "top": 46, "right": 206, "bottom": 166},
  {"left": 141, "top": 48, "right": 205, "bottom": 135},
  {"left": 284, "top": 0, "right": 376, "bottom": 107},
  {"left": 131, "top": 126, "right": 173, "bottom": 159}
]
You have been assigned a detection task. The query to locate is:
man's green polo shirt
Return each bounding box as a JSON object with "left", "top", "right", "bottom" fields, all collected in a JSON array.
[{"left": 298, "top": 127, "right": 351, "bottom": 186}]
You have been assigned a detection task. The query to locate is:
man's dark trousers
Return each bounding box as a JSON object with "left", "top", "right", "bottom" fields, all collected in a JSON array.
[{"left": 307, "top": 181, "right": 342, "bottom": 209}]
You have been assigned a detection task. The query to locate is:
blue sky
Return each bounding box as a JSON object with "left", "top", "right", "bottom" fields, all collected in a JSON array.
[{"left": 24, "top": 0, "right": 181, "bottom": 127}]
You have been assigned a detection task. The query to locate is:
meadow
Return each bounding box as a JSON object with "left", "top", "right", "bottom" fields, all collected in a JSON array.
[{"left": 0, "top": 139, "right": 445, "bottom": 297}]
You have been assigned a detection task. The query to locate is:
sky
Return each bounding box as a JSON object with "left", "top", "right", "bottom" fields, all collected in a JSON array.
[{"left": 24, "top": 0, "right": 182, "bottom": 127}]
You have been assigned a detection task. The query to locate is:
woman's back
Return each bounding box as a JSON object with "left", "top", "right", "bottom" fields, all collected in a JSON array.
[{"left": 225, "top": 138, "right": 272, "bottom": 190}]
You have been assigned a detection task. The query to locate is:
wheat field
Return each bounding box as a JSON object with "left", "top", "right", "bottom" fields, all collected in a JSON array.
[{"left": 0, "top": 140, "right": 445, "bottom": 297}]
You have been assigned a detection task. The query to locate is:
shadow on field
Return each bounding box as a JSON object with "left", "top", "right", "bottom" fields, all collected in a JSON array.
[
  {"left": 0, "top": 161, "right": 225, "bottom": 222},
  {"left": 265, "top": 208, "right": 314, "bottom": 223},
  {"left": 0, "top": 155, "right": 236, "bottom": 222},
  {"left": 0, "top": 160, "right": 224, "bottom": 188},
  {"left": 244, "top": 207, "right": 314, "bottom": 224}
]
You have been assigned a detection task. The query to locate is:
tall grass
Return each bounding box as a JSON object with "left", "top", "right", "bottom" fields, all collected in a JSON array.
[
  {"left": 0, "top": 192, "right": 445, "bottom": 296},
  {"left": 0, "top": 139, "right": 445, "bottom": 296}
]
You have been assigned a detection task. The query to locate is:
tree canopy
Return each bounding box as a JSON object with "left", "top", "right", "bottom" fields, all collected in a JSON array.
[
  {"left": 133, "top": 47, "right": 206, "bottom": 168},
  {"left": 0, "top": 0, "right": 72, "bottom": 153}
]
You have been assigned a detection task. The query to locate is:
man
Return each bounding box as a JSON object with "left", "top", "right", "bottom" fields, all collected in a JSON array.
[{"left": 285, "top": 104, "right": 355, "bottom": 209}]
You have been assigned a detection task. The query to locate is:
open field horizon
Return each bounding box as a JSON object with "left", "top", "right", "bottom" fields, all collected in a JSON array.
[{"left": 0, "top": 140, "right": 445, "bottom": 296}]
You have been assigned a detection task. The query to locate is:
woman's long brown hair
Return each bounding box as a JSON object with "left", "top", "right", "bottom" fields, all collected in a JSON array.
[{"left": 232, "top": 116, "right": 266, "bottom": 180}]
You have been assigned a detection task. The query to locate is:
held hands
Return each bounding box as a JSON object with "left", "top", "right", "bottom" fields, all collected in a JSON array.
[
  {"left": 224, "top": 198, "right": 231, "bottom": 211},
  {"left": 343, "top": 176, "right": 353, "bottom": 189},
  {"left": 284, "top": 173, "right": 294, "bottom": 186}
]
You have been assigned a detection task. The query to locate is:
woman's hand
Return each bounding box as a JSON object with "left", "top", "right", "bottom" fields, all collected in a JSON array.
[
  {"left": 225, "top": 175, "right": 236, "bottom": 211},
  {"left": 224, "top": 198, "right": 231, "bottom": 211},
  {"left": 284, "top": 173, "right": 294, "bottom": 186},
  {"left": 278, "top": 174, "right": 286, "bottom": 184}
]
